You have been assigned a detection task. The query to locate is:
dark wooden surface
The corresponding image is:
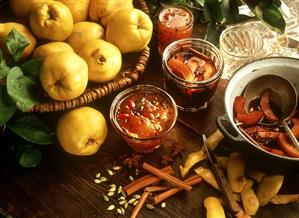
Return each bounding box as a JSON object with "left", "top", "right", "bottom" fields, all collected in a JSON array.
[{"left": 1, "top": 1, "right": 299, "bottom": 218}]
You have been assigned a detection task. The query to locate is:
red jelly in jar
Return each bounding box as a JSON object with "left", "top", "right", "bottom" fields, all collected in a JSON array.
[
  {"left": 110, "top": 85, "right": 177, "bottom": 153},
  {"left": 158, "top": 6, "right": 194, "bottom": 55}
]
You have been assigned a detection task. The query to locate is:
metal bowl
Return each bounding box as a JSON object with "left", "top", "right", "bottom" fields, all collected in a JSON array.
[{"left": 217, "top": 57, "right": 299, "bottom": 170}]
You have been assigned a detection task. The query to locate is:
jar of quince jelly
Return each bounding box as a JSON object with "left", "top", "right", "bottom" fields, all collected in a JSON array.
[{"left": 157, "top": 6, "right": 194, "bottom": 55}]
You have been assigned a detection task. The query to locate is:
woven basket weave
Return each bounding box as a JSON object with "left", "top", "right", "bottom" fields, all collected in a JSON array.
[{"left": 29, "top": 0, "right": 150, "bottom": 113}]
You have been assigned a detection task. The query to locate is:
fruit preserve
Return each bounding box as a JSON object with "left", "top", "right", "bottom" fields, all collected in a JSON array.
[
  {"left": 110, "top": 85, "right": 177, "bottom": 153},
  {"left": 157, "top": 6, "right": 193, "bottom": 55},
  {"left": 162, "top": 38, "right": 224, "bottom": 112}
]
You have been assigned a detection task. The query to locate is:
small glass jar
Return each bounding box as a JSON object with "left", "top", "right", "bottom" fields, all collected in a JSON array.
[
  {"left": 110, "top": 85, "right": 178, "bottom": 153},
  {"left": 162, "top": 38, "right": 224, "bottom": 112},
  {"left": 220, "top": 25, "right": 263, "bottom": 79},
  {"left": 157, "top": 6, "right": 194, "bottom": 55}
]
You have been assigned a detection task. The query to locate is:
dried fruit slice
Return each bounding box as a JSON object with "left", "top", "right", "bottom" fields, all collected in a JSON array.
[
  {"left": 167, "top": 57, "right": 193, "bottom": 82},
  {"left": 260, "top": 88, "right": 279, "bottom": 122}
]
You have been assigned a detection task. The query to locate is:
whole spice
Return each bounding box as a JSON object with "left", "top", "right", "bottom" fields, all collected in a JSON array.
[
  {"left": 123, "top": 152, "right": 144, "bottom": 169},
  {"left": 161, "top": 154, "right": 173, "bottom": 166},
  {"left": 171, "top": 143, "right": 184, "bottom": 157},
  {"left": 143, "top": 162, "right": 193, "bottom": 192},
  {"left": 124, "top": 165, "right": 174, "bottom": 196},
  {"left": 130, "top": 191, "right": 150, "bottom": 218},
  {"left": 153, "top": 174, "right": 202, "bottom": 205}
]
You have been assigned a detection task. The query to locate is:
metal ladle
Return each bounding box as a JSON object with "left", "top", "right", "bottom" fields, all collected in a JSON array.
[{"left": 243, "top": 75, "right": 299, "bottom": 150}]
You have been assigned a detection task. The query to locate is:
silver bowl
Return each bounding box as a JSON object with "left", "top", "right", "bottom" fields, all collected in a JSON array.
[{"left": 217, "top": 57, "right": 299, "bottom": 170}]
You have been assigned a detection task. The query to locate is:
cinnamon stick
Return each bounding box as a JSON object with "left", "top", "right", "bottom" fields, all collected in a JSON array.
[
  {"left": 143, "top": 162, "right": 193, "bottom": 192},
  {"left": 124, "top": 165, "right": 174, "bottom": 196},
  {"left": 130, "top": 191, "right": 150, "bottom": 218},
  {"left": 144, "top": 186, "right": 170, "bottom": 192},
  {"left": 153, "top": 174, "right": 202, "bottom": 205}
]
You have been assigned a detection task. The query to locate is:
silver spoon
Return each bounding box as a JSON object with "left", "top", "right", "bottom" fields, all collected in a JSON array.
[{"left": 243, "top": 75, "right": 299, "bottom": 150}]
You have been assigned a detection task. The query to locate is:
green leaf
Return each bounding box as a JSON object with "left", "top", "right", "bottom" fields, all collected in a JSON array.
[
  {"left": 161, "top": 0, "right": 186, "bottom": 5},
  {"left": 242, "top": 0, "right": 285, "bottom": 33},
  {"left": 6, "top": 67, "right": 40, "bottom": 112},
  {"left": 204, "top": 0, "right": 223, "bottom": 23},
  {"left": 20, "top": 58, "right": 43, "bottom": 81},
  {"left": 0, "top": 85, "right": 16, "bottom": 126},
  {"left": 204, "top": 23, "right": 220, "bottom": 47},
  {"left": 273, "top": 0, "right": 282, "bottom": 7},
  {"left": 7, "top": 114, "right": 54, "bottom": 145},
  {"left": 0, "top": 50, "right": 10, "bottom": 79},
  {"left": 6, "top": 28, "right": 29, "bottom": 62},
  {"left": 260, "top": 4, "right": 286, "bottom": 33},
  {"left": 221, "top": 0, "right": 239, "bottom": 23},
  {"left": 194, "top": 0, "right": 204, "bottom": 7},
  {"left": 17, "top": 143, "right": 41, "bottom": 168}
]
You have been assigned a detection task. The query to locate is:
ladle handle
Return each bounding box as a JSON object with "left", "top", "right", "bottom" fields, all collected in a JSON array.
[
  {"left": 216, "top": 114, "right": 244, "bottom": 143},
  {"left": 282, "top": 120, "right": 299, "bottom": 150}
]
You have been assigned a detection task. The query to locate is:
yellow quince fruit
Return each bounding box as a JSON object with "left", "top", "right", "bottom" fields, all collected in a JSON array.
[
  {"left": 56, "top": 106, "right": 108, "bottom": 156},
  {"left": 106, "top": 8, "right": 153, "bottom": 53},
  {"left": 32, "top": 42, "right": 74, "bottom": 59},
  {"left": 57, "top": 0, "right": 90, "bottom": 23},
  {"left": 29, "top": 1, "right": 73, "bottom": 41},
  {"left": 79, "top": 39, "right": 122, "bottom": 83},
  {"left": 9, "top": 0, "right": 52, "bottom": 20},
  {"left": 0, "top": 22, "right": 36, "bottom": 60},
  {"left": 89, "top": 0, "right": 133, "bottom": 26},
  {"left": 66, "top": 21, "right": 104, "bottom": 53},
  {"left": 40, "top": 51, "right": 88, "bottom": 101}
]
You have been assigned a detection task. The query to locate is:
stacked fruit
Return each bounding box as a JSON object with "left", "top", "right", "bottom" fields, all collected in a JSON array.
[{"left": 0, "top": 0, "right": 153, "bottom": 156}]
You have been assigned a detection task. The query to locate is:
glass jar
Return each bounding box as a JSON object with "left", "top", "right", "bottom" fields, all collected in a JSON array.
[
  {"left": 110, "top": 85, "right": 178, "bottom": 153},
  {"left": 162, "top": 38, "right": 224, "bottom": 112},
  {"left": 157, "top": 6, "right": 194, "bottom": 55},
  {"left": 220, "top": 25, "right": 264, "bottom": 79}
]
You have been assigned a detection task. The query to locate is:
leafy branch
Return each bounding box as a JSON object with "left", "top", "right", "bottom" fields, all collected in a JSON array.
[
  {"left": 0, "top": 29, "right": 54, "bottom": 168},
  {"left": 148, "top": 0, "right": 286, "bottom": 46}
]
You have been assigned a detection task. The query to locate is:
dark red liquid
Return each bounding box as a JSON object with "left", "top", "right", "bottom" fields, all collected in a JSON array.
[{"left": 164, "top": 49, "right": 218, "bottom": 110}]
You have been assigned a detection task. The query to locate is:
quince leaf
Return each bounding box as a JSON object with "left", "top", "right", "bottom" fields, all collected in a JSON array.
[
  {"left": 7, "top": 114, "right": 54, "bottom": 145},
  {"left": 194, "top": 0, "right": 204, "bottom": 7},
  {"left": 20, "top": 58, "right": 43, "bottom": 81},
  {"left": 16, "top": 143, "right": 42, "bottom": 168},
  {"left": 6, "top": 28, "right": 29, "bottom": 62},
  {"left": 0, "top": 86, "right": 16, "bottom": 126},
  {"left": 0, "top": 50, "right": 10, "bottom": 79},
  {"left": 241, "top": 0, "right": 285, "bottom": 33},
  {"left": 221, "top": 0, "right": 239, "bottom": 23},
  {"left": 204, "top": 22, "right": 220, "bottom": 47},
  {"left": 6, "top": 66, "right": 40, "bottom": 112},
  {"left": 259, "top": 4, "right": 285, "bottom": 33},
  {"left": 0, "top": 85, "right": 16, "bottom": 126},
  {"left": 204, "top": 0, "right": 222, "bottom": 24}
]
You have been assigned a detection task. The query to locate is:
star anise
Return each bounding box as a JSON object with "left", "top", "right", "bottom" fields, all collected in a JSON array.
[
  {"left": 161, "top": 154, "right": 173, "bottom": 166},
  {"left": 123, "top": 152, "right": 143, "bottom": 169},
  {"left": 171, "top": 143, "right": 184, "bottom": 157}
]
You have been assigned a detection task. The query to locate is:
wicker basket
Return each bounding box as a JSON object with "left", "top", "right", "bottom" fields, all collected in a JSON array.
[{"left": 28, "top": 0, "right": 151, "bottom": 113}]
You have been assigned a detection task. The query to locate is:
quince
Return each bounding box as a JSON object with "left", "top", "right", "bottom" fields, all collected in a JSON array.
[
  {"left": 89, "top": 0, "right": 133, "bottom": 26},
  {"left": 0, "top": 22, "right": 36, "bottom": 60},
  {"left": 29, "top": 1, "right": 73, "bottom": 41},
  {"left": 106, "top": 8, "right": 153, "bottom": 53},
  {"left": 56, "top": 106, "right": 107, "bottom": 156},
  {"left": 32, "top": 42, "right": 74, "bottom": 59},
  {"left": 79, "top": 39, "right": 122, "bottom": 83},
  {"left": 66, "top": 21, "right": 104, "bottom": 53},
  {"left": 40, "top": 51, "right": 88, "bottom": 101},
  {"left": 57, "top": 0, "right": 90, "bottom": 23},
  {"left": 9, "top": 0, "right": 52, "bottom": 20}
]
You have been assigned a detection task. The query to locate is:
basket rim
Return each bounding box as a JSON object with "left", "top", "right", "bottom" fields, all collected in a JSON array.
[{"left": 29, "top": 0, "right": 151, "bottom": 113}]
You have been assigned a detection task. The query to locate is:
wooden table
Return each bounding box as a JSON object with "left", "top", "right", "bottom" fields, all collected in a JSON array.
[{"left": 1, "top": 2, "right": 299, "bottom": 218}]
